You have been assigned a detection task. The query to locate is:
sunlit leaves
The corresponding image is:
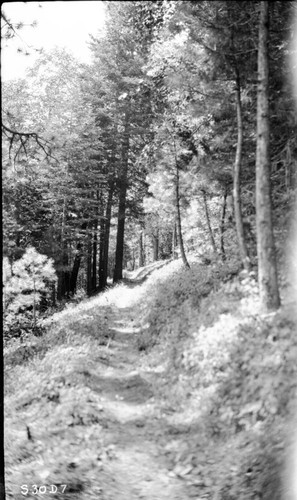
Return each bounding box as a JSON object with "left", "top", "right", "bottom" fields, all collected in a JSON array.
[{"left": 4, "top": 247, "right": 57, "bottom": 337}]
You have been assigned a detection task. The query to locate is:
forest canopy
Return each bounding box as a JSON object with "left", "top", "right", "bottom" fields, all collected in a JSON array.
[
  {"left": 2, "top": 0, "right": 296, "bottom": 324},
  {"left": 2, "top": 2, "right": 297, "bottom": 500}
]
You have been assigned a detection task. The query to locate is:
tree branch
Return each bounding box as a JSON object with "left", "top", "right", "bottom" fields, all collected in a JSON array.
[{"left": 2, "top": 123, "right": 57, "bottom": 162}]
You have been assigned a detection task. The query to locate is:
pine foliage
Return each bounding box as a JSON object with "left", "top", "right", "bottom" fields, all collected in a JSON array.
[{"left": 3, "top": 247, "right": 57, "bottom": 338}]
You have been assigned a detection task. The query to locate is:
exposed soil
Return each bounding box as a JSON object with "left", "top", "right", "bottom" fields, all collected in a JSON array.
[{"left": 87, "top": 298, "right": 191, "bottom": 500}]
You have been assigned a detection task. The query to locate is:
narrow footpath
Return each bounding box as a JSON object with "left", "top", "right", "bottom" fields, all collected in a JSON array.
[
  {"left": 5, "top": 264, "right": 200, "bottom": 500},
  {"left": 88, "top": 279, "right": 191, "bottom": 500}
]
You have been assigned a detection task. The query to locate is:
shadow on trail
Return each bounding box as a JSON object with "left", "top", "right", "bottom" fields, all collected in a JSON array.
[
  {"left": 89, "top": 372, "right": 154, "bottom": 404},
  {"left": 123, "top": 259, "right": 171, "bottom": 286},
  {"left": 80, "top": 282, "right": 190, "bottom": 500}
]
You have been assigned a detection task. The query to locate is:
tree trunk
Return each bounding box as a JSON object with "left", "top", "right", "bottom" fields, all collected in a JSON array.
[
  {"left": 256, "top": 1, "right": 280, "bottom": 311},
  {"left": 172, "top": 222, "right": 177, "bottom": 259},
  {"left": 98, "top": 182, "right": 114, "bottom": 290},
  {"left": 152, "top": 230, "right": 159, "bottom": 261},
  {"left": 57, "top": 269, "right": 70, "bottom": 301},
  {"left": 113, "top": 177, "right": 128, "bottom": 282},
  {"left": 32, "top": 279, "right": 37, "bottom": 330},
  {"left": 51, "top": 283, "right": 56, "bottom": 307},
  {"left": 139, "top": 230, "right": 144, "bottom": 267},
  {"left": 0, "top": 324, "right": 5, "bottom": 499},
  {"left": 86, "top": 230, "right": 92, "bottom": 296},
  {"left": 98, "top": 196, "right": 105, "bottom": 291},
  {"left": 175, "top": 163, "right": 190, "bottom": 269},
  {"left": 220, "top": 189, "right": 228, "bottom": 260},
  {"left": 131, "top": 248, "right": 135, "bottom": 270},
  {"left": 103, "top": 181, "right": 114, "bottom": 287},
  {"left": 69, "top": 222, "right": 88, "bottom": 295},
  {"left": 113, "top": 108, "right": 130, "bottom": 283},
  {"left": 57, "top": 195, "right": 71, "bottom": 300},
  {"left": 57, "top": 271, "right": 63, "bottom": 301},
  {"left": 201, "top": 190, "right": 217, "bottom": 255},
  {"left": 69, "top": 252, "right": 81, "bottom": 295},
  {"left": 92, "top": 222, "right": 97, "bottom": 292},
  {"left": 233, "top": 66, "right": 250, "bottom": 271},
  {"left": 57, "top": 246, "right": 71, "bottom": 301}
]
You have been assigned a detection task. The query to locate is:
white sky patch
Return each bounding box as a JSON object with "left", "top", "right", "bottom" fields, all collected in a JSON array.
[{"left": 1, "top": 1, "right": 106, "bottom": 80}]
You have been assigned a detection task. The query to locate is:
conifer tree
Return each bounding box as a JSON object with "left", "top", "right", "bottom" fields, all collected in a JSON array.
[
  {"left": 255, "top": 1, "right": 280, "bottom": 311},
  {"left": 4, "top": 247, "right": 57, "bottom": 336}
]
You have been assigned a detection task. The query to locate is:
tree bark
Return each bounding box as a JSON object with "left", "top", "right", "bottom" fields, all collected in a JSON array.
[
  {"left": 0, "top": 321, "right": 5, "bottom": 499},
  {"left": 92, "top": 222, "right": 98, "bottom": 292},
  {"left": 201, "top": 189, "right": 217, "bottom": 255},
  {"left": 233, "top": 66, "right": 250, "bottom": 271},
  {"left": 57, "top": 271, "right": 63, "bottom": 301},
  {"left": 69, "top": 222, "right": 88, "bottom": 295},
  {"left": 69, "top": 252, "right": 82, "bottom": 295},
  {"left": 57, "top": 270, "right": 70, "bottom": 300},
  {"left": 51, "top": 283, "right": 56, "bottom": 307},
  {"left": 139, "top": 230, "right": 145, "bottom": 267},
  {"left": 98, "top": 190, "right": 105, "bottom": 291},
  {"left": 86, "top": 230, "right": 92, "bottom": 296},
  {"left": 256, "top": 1, "right": 280, "bottom": 311},
  {"left": 220, "top": 189, "right": 228, "bottom": 260},
  {"left": 113, "top": 176, "right": 128, "bottom": 282},
  {"left": 152, "top": 229, "right": 159, "bottom": 261},
  {"left": 57, "top": 191, "right": 71, "bottom": 300},
  {"left": 57, "top": 247, "right": 70, "bottom": 301},
  {"left": 172, "top": 222, "right": 178, "bottom": 259},
  {"left": 98, "top": 182, "right": 114, "bottom": 290},
  {"left": 103, "top": 181, "right": 114, "bottom": 287},
  {"left": 113, "top": 108, "right": 130, "bottom": 283},
  {"left": 131, "top": 248, "right": 135, "bottom": 270},
  {"left": 175, "top": 162, "right": 190, "bottom": 269}
]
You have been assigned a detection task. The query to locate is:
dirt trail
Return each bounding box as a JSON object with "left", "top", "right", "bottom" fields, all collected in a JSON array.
[{"left": 90, "top": 284, "right": 191, "bottom": 500}]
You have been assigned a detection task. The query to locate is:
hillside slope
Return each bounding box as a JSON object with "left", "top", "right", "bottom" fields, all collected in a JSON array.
[{"left": 4, "top": 258, "right": 297, "bottom": 500}]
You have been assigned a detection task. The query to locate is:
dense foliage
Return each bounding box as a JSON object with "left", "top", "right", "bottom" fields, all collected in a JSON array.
[
  {"left": 2, "top": 1, "right": 296, "bottom": 320},
  {"left": 2, "top": 2, "right": 297, "bottom": 500},
  {"left": 3, "top": 247, "right": 56, "bottom": 338}
]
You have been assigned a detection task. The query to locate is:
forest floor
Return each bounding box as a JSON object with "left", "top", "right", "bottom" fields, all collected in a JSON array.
[
  {"left": 4, "top": 258, "right": 297, "bottom": 500},
  {"left": 5, "top": 261, "right": 193, "bottom": 499}
]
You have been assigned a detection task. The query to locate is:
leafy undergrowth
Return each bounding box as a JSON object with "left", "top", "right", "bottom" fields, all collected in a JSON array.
[
  {"left": 4, "top": 300, "right": 111, "bottom": 499},
  {"left": 4, "top": 281, "right": 151, "bottom": 500},
  {"left": 4, "top": 257, "right": 297, "bottom": 500},
  {"left": 135, "top": 257, "right": 297, "bottom": 500}
]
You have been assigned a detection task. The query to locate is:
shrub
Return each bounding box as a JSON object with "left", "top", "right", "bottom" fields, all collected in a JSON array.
[{"left": 3, "top": 247, "right": 57, "bottom": 338}]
